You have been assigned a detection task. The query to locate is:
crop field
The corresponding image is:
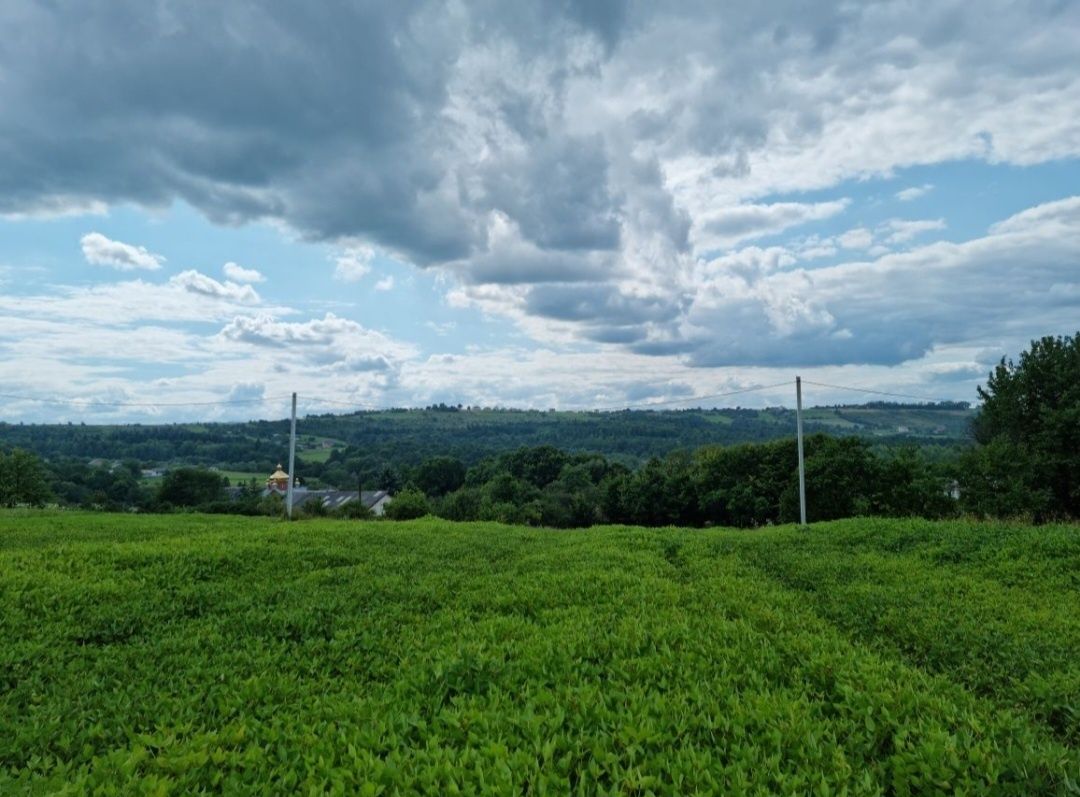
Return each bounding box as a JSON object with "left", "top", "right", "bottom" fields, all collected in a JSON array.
[{"left": 2, "top": 513, "right": 1079, "bottom": 794}]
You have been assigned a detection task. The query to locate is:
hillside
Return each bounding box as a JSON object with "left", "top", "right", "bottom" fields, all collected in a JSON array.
[
  {"left": 2, "top": 512, "right": 1077, "bottom": 793},
  {"left": 0, "top": 403, "right": 974, "bottom": 477}
]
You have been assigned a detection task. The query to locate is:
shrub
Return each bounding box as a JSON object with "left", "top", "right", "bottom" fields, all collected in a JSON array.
[{"left": 383, "top": 488, "right": 430, "bottom": 520}]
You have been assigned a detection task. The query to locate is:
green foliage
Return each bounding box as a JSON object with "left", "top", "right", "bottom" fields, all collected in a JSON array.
[
  {"left": 157, "top": 467, "right": 228, "bottom": 507},
  {"left": 965, "top": 332, "right": 1080, "bottom": 519},
  {"left": 0, "top": 448, "right": 52, "bottom": 507},
  {"left": 0, "top": 403, "right": 974, "bottom": 497},
  {"left": 960, "top": 438, "right": 1054, "bottom": 519},
  {"left": 1, "top": 513, "right": 1078, "bottom": 793},
  {"left": 383, "top": 488, "right": 430, "bottom": 520},
  {"left": 375, "top": 464, "right": 402, "bottom": 493},
  {"left": 435, "top": 438, "right": 956, "bottom": 530},
  {"left": 414, "top": 456, "right": 466, "bottom": 497}
]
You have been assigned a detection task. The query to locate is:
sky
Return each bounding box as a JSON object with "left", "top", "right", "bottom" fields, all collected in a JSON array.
[{"left": 1, "top": 0, "right": 1079, "bottom": 422}]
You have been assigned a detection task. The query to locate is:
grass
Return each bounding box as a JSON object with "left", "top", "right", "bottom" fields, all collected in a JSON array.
[
  {"left": 214, "top": 470, "right": 264, "bottom": 485},
  {"left": 297, "top": 447, "right": 337, "bottom": 464},
  {"left": 2, "top": 512, "right": 1079, "bottom": 793}
]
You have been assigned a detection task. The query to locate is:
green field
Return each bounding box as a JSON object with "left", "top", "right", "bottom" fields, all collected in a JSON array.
[{"left": 2, "top": 514, "right": 1079, "bottom": 793}]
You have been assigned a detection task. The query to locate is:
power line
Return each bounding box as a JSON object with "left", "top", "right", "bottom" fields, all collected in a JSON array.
[
  {"left": 592, "top": 380, "right": 794, "bottom": 412},
  {"left": 800, "top": 379, "right": 962, "bottom": 404}
]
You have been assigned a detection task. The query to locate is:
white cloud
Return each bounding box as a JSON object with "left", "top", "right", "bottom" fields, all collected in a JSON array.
[
  {"left": 882, "top": 218, "right": 946, "bottom": 244},
  {"left": 896, "top": 184, "right": 934, "bottom": 201},
  {"left": 988, "top": 196, "right": 1080, "bottom": 235},
  {"left": 222, "top": 262, "right": 265, "bottom": 283},
  {"left": 80, "top": 232, "right": 164, "bottom": 271},
  {"left": 374, "top": 275, "right": 395, "bottom": 291},
  {"left": 679, "top": 196, "right": 1080, "bottom": 366},
  {"left": 837, "top": 227, "right": 874, "bottom": 250},
  {"left": 426, "top": 321, "right": 457, "bottom": 336},
  {"left": 0, "top": 277, "right": 285, "bottom": 326},
  {"left": 218, "top": 312, "right": 417, "bottom": 374},
  {"left": 695, "top": 199, "right": 850, "bottom": 249},
  {"left": 170, "top": 270, "right": 261, "bottom": 304},
  {"left": 333, "top": 246, "right": 374, "bottom": 282}
]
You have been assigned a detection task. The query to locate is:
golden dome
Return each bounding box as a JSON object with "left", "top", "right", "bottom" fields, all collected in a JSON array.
[{"left": 268, "top": 464, "right": 289, "bottom": 481}]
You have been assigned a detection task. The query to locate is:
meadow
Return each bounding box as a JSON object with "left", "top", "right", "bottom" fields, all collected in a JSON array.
[{"left": 2, "top": 512, "right": 1078, "bottom": 794}]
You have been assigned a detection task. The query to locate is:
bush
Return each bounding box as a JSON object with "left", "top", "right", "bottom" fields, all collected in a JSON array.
[{"left": 383, "top": 488, "right": 430, "bottom": 520}]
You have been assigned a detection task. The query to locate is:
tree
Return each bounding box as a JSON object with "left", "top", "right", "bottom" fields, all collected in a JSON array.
[
  {"left": 779, "top": 437, "right": 881, "bottom": 523},
  {"left": 414, "top": 456, "right": 466, "bottom": 497},
  {"left": 376, "top": 464, "right": 403, "bottom": 493},
  {"left": 966, "top": 332, "right": 1080, "bottom": 518},
  {"left": 505, "top": 446, "right": 569, "bottom": 488},
  {"left": 0, "top": 448, "right": 52, "bottom": 507},
  {"left": 960, "top": 438, "right": 1053, "bottom": 519},
  {"left": 157, "top": 468, "right": 227, "bottom": 508}
]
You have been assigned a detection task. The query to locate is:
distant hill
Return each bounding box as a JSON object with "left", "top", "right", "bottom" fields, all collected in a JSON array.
[{"left": 0, "top": 403, "right": 975, "bottom": 485}]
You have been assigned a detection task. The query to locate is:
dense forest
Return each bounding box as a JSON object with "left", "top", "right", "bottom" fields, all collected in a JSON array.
[{"left": 0, "top": 402, "right": 973, "bottom": 491}]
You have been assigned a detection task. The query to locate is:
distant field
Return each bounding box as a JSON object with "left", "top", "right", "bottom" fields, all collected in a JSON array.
[
  {"left": 297, "top": 446, "right": 337, "bottom": 463},
  {"left": 214, "top": 470, "right": 264, "bottom": 485},
  {"left": 2, "top": 513, "right": 1077, "bottom": 793}
]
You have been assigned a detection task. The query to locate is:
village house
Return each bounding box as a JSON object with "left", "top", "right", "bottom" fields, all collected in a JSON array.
[{"left": 259, "top": 464, "right": 392, "bottom": 515}]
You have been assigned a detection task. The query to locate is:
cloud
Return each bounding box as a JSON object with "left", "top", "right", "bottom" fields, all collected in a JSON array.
[
  {"left": 226, "top": 382, "right": 266, "bottom": 402},
  {"left": 837, "top": 227, "right": 874, "bottom": 250},
  {"left": 170, "top": 270, "right": 260, "bottom": 304},
  {"left": 696, "top": 199, "right": 851, "bottom": 249},
  {"left": 882, "top": 218, "right": 946, "bottom": 244},
  {"left": 80, "top": 232, "right": 164, "bottom": 271},
  {"left": 0, "top": 277, "right": 284, "bottom": 326},
  {"left": 333, "top": 246, "right": 374, "bottom": 282},
  {"left": 896, "top": 184, "right": 934, "bottom": 201},
  {"left": 1, "top": 196, "right": 107, "bottom": 220},
  {"left": 451, "top": 196, "right": 1080, "bottom": 369},
  {"left": 2, "top": 2, "right": 1079, "bottom": 418},
  {"left": 2, "top": 1, "right": 1075, "bottom": 289},
  {"left": 222, "top": 262, "right": 265, "bottom": 283},
  {"left": 374, "top": 275, "right": 395, "bottom": 291},
  {"left": 426, "top": 321, "right": 456, "bottom": 336},
  {"left": 219, "top": 312, "right": 417, "bottom": 373},
  {"left": 448, "top": 213, "right": 617, "bottom": 285},
  {"left": 678, "top": 196, "right": 1080, "bottom": 367}
]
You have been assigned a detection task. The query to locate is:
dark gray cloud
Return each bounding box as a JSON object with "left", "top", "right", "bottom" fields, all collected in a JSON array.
[
  {"left": 0, "top": 0, "right": 639, "bottom": 268},
  {"left": 525, "top": 283, "right": 683, "bottom": 326},
  {"left": 478, "top": 135, "right": 621, "bottom": 251}
]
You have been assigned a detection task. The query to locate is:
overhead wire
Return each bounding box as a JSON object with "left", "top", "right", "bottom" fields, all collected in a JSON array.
[
  {"left": 799, "top": 379, "right": 964, "bottom": 405},
  {"left": 591, "top": 380, "right": 794, "bottom": 412}
]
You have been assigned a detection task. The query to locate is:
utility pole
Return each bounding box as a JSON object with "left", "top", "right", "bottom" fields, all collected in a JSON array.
[
  {"left": 795, "top": 376, "right": 807, "bottom": 527},
  {"left": 286, "top": 392, "right": 297, "bottom": 520}
]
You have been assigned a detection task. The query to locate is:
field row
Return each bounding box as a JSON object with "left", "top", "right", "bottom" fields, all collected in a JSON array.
[{"left": 1, "top": 513, "right": 1078, "bottom": 794}]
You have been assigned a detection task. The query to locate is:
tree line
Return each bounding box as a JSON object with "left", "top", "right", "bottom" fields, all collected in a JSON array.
[{"left": 2, "top": 333, "right": 1077, "bottom": 526}]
